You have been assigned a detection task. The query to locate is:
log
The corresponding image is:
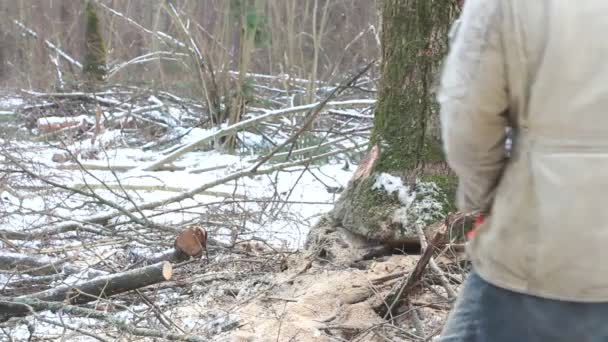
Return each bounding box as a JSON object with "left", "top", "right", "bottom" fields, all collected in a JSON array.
[
  {"left": 0, "top": 262, "right": 172, "bottom": 319},
  {"left": 136, "top": 99, "right": 375, "bottom": 171},
  {"left": 0, "top": 252, "right": 107, "bottom": 278},
  {"left": 36, "top": 115, "right": 91, "bottom": 133},
  {"left": 0, "top": 252, "right": 69, "bottom": 276},
  {"left": 132, "top": 226, "right": 208, "bottom": 266},
  {"left": 174, "top": 225, "right": 207, "bottom": 259},
  {"left": 0, "top": 297, "right": 206, "bottom": 341},
  {"left": 0, "top": 145, "right": 364, "bottom": 241}
]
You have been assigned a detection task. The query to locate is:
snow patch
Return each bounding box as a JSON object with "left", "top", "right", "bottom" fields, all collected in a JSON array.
[
  {"left": 373, "top": 173, "right": 446, "bottom": 228},
  {"left": 0, "top": 97, "right": 24, "bottom": 108},
  {"left": 36, "top": 115, "right": 92, "bottom": 126},
  {"left": 372, "top": 173, "right": 415, "bottom": 206}
]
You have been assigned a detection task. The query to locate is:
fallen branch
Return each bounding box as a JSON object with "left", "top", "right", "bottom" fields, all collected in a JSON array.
[
  {"left": 250, "top": 62, "right": 374, "bottom": 172},
  {"left": 0, "top": 252, "right": 67, "bottom": 275},
  {"left": 415, "top": 224, "right": 457, "bottom": 299},
  {"left": 0, "top": 262, "right": 172, "bottom": 319},
  {"left": 374, "top": 227, "right": 447, "bottom": 319},
  {"left": 93, "top": 0, "right": 188, "bottom": 51},
  {"left": 14, "top": 20, "right": 82, "bottom": 69},
  {"left": 0, "top": 253, "right": 102, "bottom": 277},
  {"left": 188, "top": 136, "right": 355, "bottom": 174},
  {"left": 0, "top": 298, "right": 205, "bottom": 341},
  {"left": 13, "top": 183, "right": 246, "bottom": 198},
  {"left": 107, "top": 51, "right": 189, "bottom": 79},
  {"left": 56, "top": 164, "right": 134, "bottom": 172},
  {"left": 132, "top": 226, "right": 208, "bottom": 266},
  {"left": 3, "top": 273, "right": 69, "bottom": 290},
  {"left": 21, "top": 90, "right": 126, "bottom": 108},
  {"left": 1, "top": 144, "right": 363, "bottom": 240},
  {"left": 137, "top": 99, "right": 375, "bottom": 171}
]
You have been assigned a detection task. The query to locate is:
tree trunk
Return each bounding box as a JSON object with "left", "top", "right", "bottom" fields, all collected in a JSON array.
[
  {"left": 305, "top": 0, "right": 460, "bottom": 263},
  {"left": 373, "top": 0, "right": 454, "bottom": 173},
  {"left": 82, "top": 0, "right": 107, "bottom": 87}
]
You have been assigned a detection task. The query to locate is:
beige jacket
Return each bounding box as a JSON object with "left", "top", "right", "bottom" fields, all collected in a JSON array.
[{"left": 438, "top": 0, "right": 608, "bottom": 302}]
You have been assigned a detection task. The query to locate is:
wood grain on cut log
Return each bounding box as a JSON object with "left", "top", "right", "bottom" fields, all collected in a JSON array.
[
  {"left": 0, "top": 261, "right": 172, "bottom": 320},
  {"left": 134, "top": 226, "right": 209, "bottom": 266},
  {"left": 174, "top": 225, "right": 208, "bottom": 260}
]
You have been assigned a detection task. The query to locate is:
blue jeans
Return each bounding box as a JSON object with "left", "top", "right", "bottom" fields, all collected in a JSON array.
[{"left": 439, "top": 270, "right": 608, "bottom": 341}]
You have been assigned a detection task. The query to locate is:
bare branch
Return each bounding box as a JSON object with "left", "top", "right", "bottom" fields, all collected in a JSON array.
[{"left": 13, "top": 20, "right": 82, "bottom": 69}]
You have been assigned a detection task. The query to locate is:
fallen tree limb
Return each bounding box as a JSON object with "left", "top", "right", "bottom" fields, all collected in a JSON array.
[
  {"left": 0, "top": 253, "right": 98, "bottom": 277},
  {"left": 415, "top": 224, "right": 457, "bottom": 299},
  {"left": 130, "top": 226, "right": 208, "bottom": 267},
  {"left": 0, "top": 222, "right": 90, "bottom": 241},
  {"left": 250, "top": 62, "right": 374, "bottom": 172},
  {"left": 3, "top": 273, "right": 69, "bottom": 290},
  {"left": 1, "top": 144, "right": 364, "bottom": 240},
  {"left": 0, "top": 261, "right": 172, "bottom": 319},
  {"left": 56, "top": 164, "right": 134, "bottom": 172},
  {"left": 188, "top": 136, "right": 355, "bottom": 174},
  {"left": 0, "top": 252, "right": 65, "bottom": 274},
  {"left": 13, "top": 183, "right": 246, "bottom": 198},
  {"left": 93, "top": 0, "right": 188, "bottom": 51},
  {"left": 374, "top": 227, "right": 447, "bottom": 319},
  {"left": 137, "top": 99, "right": 375, "bottom": 171},
  {"left": 107, "top": 51, "right": 189, "bottom": 79},
  {"left": 0, "top": 298, "right": 205, "bottom": 341},
  {"left": 21, "top": 90, "right": 126, "bottom": 108},
  {"left": 14, "top": 20, "right": 82, "bottom": 69}
]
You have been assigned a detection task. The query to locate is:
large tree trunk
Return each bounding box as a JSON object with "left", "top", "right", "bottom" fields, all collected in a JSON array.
[{"left": 305, "top": 0, "right": 460, "bottom": 263}]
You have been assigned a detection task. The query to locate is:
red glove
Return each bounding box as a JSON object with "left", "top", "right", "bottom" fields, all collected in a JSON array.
[{"left": 465, "top": 214, "right": 484, "bottom": 240}]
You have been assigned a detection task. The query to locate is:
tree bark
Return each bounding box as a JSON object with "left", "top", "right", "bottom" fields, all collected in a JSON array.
[
  {"left": 0, "top": 252, "right": 106, "bottom": 278},
  {"left": 0, "top": 262, "right": 172, "bottom": 319},
  {"left": 305, "top": 0, "right": 460, "bottom": 260},
  {"left": 372, "top": 0, "right": 457, "bottom": 174}
]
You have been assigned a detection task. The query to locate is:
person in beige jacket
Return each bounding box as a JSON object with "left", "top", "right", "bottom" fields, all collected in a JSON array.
[{"left": 438, "top": 0, "right": 608, "bottom": 340}]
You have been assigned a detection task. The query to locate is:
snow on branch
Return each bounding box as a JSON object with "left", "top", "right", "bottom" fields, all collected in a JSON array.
[
  {"left": 137, "top": 99, "right": 376, "bottom": 172},
  {"left": 14, "top": 20, "right": 82, "bottom": 70}
]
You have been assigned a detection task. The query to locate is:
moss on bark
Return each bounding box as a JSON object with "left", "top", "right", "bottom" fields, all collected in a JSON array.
[
  {"left": 420, "top": 174, "right": 458, "bottom": 214},
  {"left": 331, "top": 176, "right": 407, "bottom": 242},
  {"left": 306, "top": 1, "right": 460, "bottom": 248},
  {"left": 371, "top": 0, "right": 457, "bottom": 173},
  {"left": 82, "top": 1, "right": 107, "bottom": 86}
]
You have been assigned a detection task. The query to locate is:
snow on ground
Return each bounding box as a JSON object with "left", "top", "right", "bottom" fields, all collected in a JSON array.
[
  {"left": 0, "top": 96, "right": 363, "bottom": 250},
  {"left": 0, "top": 91, "right": 375, "bottom": 341},
  {"left": 0, "top": 96, "right": 24, "bottom": 109}
]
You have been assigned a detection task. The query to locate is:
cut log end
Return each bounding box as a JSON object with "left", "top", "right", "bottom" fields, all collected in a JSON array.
[
  {"left": 174, "top": 225, "right": 208, "bottom": 260},
  {"left": 160, "top": 261, "right": 173, "bottom": 280}
]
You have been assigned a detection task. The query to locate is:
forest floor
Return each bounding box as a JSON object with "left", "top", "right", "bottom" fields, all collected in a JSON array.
[{"left": 0, "top": 86, "right": 463, "bottom": 341}]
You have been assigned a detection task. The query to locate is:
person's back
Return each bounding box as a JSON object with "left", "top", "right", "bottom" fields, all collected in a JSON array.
[{"left": 438, "top": 0, "right": 608, "bottom": 340}]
